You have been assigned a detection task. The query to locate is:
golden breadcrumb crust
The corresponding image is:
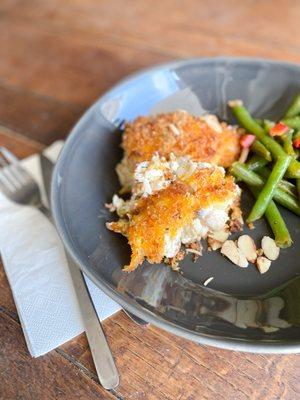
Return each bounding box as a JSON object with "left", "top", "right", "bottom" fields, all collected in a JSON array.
[
  {"left": 108, "top": 167, "right": 237, "bottom": 271},
  {"left": 121, "top": 112, "right": 240, "bottom": 174}
]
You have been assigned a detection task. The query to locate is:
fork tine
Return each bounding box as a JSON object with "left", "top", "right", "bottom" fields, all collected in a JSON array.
[
  {"left": 0, "top": 155, "right": 18, "bottom": 189},
  {"left": 0, "top": 147, "right": 42, "bottom": 208},
  {"left": 0, "top": 148, "right": 31, "bottom": 187},
  {"left": 0, "top": 153, "right": 7, "bottom": 168},
  {"left": 0, "top": 146, "right": 41, "bottom": 205},
  {"left": 15, "top": 165, "right": 34, "bottom": 184},
  {"left": 0, "top": 154, "right": 22, "bottom": 189},
  {"left": 2, "top": 169, "right": 21, "bottom": 190},
  {"left": 0, "top": 147, "right": 19, "bottom": 163},
  {"left": 0, "top": 170, "right": 16, "bottom": 193}
]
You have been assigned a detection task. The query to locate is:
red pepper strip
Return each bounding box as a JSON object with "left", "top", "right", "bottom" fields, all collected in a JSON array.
[
  {"left": 293, "top": 137, "right": 300, "bottom": 148},
  {"left": 269, "top": 122, "right": 290, "bottom": 137},
  {"left": 240, "top": 134, "right": 256, "bottom": 148}
]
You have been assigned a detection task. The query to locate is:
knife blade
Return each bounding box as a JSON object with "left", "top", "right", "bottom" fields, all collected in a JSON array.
[{"left": 40, "top": 153, "right": 119, "bottom": 390}]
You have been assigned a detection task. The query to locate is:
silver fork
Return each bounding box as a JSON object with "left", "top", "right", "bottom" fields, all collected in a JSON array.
[
  {"left": 0, "top": 147, "right": 119, "bottom": 389},
  {"left": 0, "top": 147, "right": 46, "bottom": 210}
]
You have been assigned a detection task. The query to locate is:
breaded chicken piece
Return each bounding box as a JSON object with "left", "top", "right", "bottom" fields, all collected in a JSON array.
[
  {"left": 107, "top": 155, "right": 241, "bottom": 271},
  {"left": 116, "top": 111, "right": 241, "bottom": 190}
]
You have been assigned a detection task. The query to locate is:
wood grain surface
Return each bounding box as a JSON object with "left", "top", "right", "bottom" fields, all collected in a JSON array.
[{"left": 0, "top": 1, "right": 300, "bottom": 399}]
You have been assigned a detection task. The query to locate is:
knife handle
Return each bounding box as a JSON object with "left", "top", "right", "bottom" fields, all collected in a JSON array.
[{"left": 65, "top": 251, "right": 119, "bottom": 389}]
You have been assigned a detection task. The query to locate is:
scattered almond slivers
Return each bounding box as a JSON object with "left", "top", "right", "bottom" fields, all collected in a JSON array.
[
  {"left": 200, "top": 114, "right": 223, "bottom": 133},
  {"left": 257, "top": 248, "right": 264, "bottom": 256},
  {"left": 261, "top": 236, "right": 280, "bottom": 261},
  {"left": 221, "top": 240, "right": 248, "bottom": 268},
  {"left": 168, "top": 123, "right": 181, "bottom": 137},
  {"left": 256, "top": 256, "right": 271, "bottom": 274},
  {"left": 207, "top": 229, "right": 230, "bottom": 250},
  {"left": 221, "top": 233, "right": 279, "bottom": 274},
  {"left": 207, "top": 238, "right": 223, "bottom": 251},
  {"left": 186, "top": 248, "right": 202, "bottom": 256},
  {"left": 237, "top": 235, "right": 257, "bottom": 263},
  {"left": 203, "top": 277, "right": 214, "bottom": 286}
]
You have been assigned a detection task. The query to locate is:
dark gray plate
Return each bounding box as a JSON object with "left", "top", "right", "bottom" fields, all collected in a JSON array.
[{"left": 52, "top": 57, "right": 300, "bottom": 353}]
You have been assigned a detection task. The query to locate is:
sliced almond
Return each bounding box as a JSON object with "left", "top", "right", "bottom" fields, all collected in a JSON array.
[
  {"left": 169, "top": 123, "right": 181, "bottom": 137},
  {"left": 200, "top": 114, "right": 222, "bottom": 133},
  {"left": 203, "top": 277, "right": 214, "bottom": 286},
  {"left": 186, "top": 248, "right": 202, "bottom": 256},
  {"left": 207, "top": 229, "right": 230, "bottom": 251},
  {"left": 237, "top": 235, "right": 257, "bottom": 263},
  {"left": 261, "top": 236, "right": 280, "bottom": 261},
  {"left": 207, "top": 237, "right": 223, "bottom": 251},
  {"left": 221, "top": 240, "right": 248, "bottom": 268},
  {"left": 104, "top": 202, "right": 116, "bottom": 212},
  {"left": 262, "top": 326, "right": 279, "bottom": 333},
  {"left": 256, "top": 256, "right": 271, "bottom": 274},
  {"left": 209, "top": 229, "right": 230, "bottom": 242}
]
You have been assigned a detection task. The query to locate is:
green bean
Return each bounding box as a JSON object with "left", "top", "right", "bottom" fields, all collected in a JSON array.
[
  {"left": 251, "top": 140, "right": 272, "bottom": 161},
  {"left": 233, "top": 155, "right": 267, "bottom": 184},
  {"left": 297, "top": 179, "right": 300, "bottom": 202},
  {"left": 284, "top": 93, "right": 300, "bottom": 118},
  {"left": 249, "top": 186, "right": 292, "bottom": 248},
  {"left": 246, "top": 155, "right": 269, "bottom": 171},
  {"left": 247, "top": 155, "right": 292, "bottom": 222},
  {"left": 230, "top": 162, "right": 300, "bottom": 216},
  {"left": 283, "top": 116, "right": 300, "bottom": 130},
  {"left": 281, "top": 131, "right": 296, "bottom": 157},
  {"left": 264, "top": 200, "right": 292, "bottom": 248},
  {"left": 258, "top": 167, "right": 297, "bottom": 198},
  {"left": 229, "top": 101, "right": 266, "bottom": 136},
  {"left": 229, "top": 101, "right": 300, "bottom": 178}
]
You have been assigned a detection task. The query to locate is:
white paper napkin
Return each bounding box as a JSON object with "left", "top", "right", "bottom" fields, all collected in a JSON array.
[{"left": 0, "top": 141, "right": 121, "bottom": 357}]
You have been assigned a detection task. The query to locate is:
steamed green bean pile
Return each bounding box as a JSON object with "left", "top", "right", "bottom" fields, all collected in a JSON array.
[{"left": 228, "top": 94, "right": 300, "bottom": 248}]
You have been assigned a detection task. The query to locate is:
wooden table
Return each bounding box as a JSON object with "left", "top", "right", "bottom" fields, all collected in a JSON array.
[{"left": 1, "top": 1, "right": 300, "bottom": 399}]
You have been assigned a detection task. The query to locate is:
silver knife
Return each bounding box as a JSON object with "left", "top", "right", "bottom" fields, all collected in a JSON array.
[{"left": 40, "top": 153, "right": 119, "bottom": 390}]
